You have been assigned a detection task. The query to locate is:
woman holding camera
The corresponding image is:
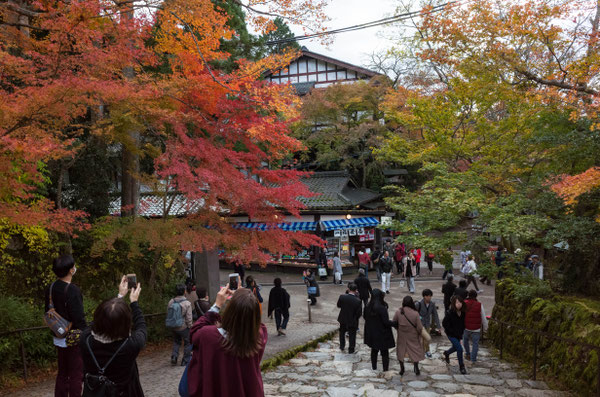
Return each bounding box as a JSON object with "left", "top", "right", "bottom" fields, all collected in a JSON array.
[
  {"left": 80, "top": 276, "right": 145, "bottom": 397},
  {"left": 187, "top": 285, "right": 268, "bottom": 397}
]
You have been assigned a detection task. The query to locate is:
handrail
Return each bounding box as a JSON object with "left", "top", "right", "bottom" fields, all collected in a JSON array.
[
  {"left": 488, "top": 317, "right": 600, "bottom": 397},
  {"left": 0, "top": 312, "right": 167, "bottom": 337},
  {"left": 0, "top": 312, "right": 167, "bottom": 381}
]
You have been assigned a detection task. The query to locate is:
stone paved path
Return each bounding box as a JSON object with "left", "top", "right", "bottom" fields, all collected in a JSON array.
[{"left": 262, "top": 336, "right": 569, "bottom": 397}]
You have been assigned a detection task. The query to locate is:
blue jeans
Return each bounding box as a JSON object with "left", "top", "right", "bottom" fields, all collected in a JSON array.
[
  {"left": 407, "top": 276, "right": 415, "bottom": 293},
  {"left": 445, "top": 336, "right": 464, "bottom": 367},
  {"left": 172, "top": 328, "right": 192, "bottom": 364},
  {"left": 275, "top": 308, "right": 289, "bottom": 330},
  {"left": 463, "top": 330, "right": 480, "bottom": 362}
]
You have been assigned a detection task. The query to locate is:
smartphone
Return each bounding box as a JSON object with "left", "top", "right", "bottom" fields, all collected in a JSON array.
[
  {"left": 126, "top": 274, "right": 137, "bottom": 289},
  {"left": 229, "top": 273, "right": 239, "bottom": 290}
]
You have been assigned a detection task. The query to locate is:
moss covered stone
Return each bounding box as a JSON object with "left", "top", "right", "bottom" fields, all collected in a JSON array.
[{"left": 489, "top": 279, "right": 600, "bottom": 396}]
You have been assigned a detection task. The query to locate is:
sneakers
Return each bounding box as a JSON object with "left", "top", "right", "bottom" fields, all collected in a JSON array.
[
  {"left": 277, "top": 329, "right": 285, "bottom": 336},
  {"left": 426, "top": 352, "right": 432, "bottom": 358},
  {"left": 460, "top": 366, "right": 467, "bottom": 374},
  {"left": 386, "top": 290, "right": 390, "bottom": 294},
  {"left": 171, "top": 356, "right": 177, "bottom": 366},
  {"left": 477, "top": 289, "right": 484, "bottom": 293}
]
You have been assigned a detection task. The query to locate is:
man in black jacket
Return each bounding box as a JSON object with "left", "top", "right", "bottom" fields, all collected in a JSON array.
[
  {"left": 336, "top": 283, "right": 362, "bottom": 353},
  {"left": 379, "top": 251, "right": 393, "bottom": 294},
  {"left": 353, "top": 269, "right": 372, "bottom": 309}
]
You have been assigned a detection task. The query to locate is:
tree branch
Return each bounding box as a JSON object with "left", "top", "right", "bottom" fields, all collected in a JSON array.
[{"left": 515, "top": 68, "right": 598, "bottom": 96}]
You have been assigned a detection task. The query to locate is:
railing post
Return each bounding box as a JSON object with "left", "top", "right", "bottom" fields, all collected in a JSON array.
[
  {"left": 19, "top": 331, "right": 28, "bottom": 381},
  {"left": 597, "top": 347, "right": 600, "bottom": 397},
  {"left": 500, "top": 322, "right": 504, "bottom": 360},
  {"left": 532, "top": 333, "right": 538, "bottom": 380},
  {"left": 307, "top": 299, "right": 312, "bottom": 323}
]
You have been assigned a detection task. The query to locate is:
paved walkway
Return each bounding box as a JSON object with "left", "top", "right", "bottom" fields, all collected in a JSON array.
[{"left": 262, "top": 337, "right": 569, "bottom": 397}]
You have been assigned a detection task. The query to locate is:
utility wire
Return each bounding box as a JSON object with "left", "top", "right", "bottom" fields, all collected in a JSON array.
[{"left": 265, "top": 1, "right": 462, "bottom": 45}]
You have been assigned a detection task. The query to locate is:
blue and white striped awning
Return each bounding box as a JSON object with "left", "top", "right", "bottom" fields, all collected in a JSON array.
[
  {"left": 321, "top": 217, "right": 379, "bottom": 231},
  {"left": 232, "top": 221, "right": 317, "bottom": 232}
]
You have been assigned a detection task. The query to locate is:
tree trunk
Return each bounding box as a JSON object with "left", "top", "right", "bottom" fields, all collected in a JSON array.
[{"left": 119, "top": 5, "right": 140, "bottom": 217}]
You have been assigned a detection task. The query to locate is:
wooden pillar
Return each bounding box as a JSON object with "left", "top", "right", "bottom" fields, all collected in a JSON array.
[{"left": 193, "top": 250, "right": 220, "bottom": 303}]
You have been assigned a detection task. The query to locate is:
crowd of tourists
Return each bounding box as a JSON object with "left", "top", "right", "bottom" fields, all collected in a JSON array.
[
  {"left": 44, "top": 247, "right": 496, "bottom": 397},
  {"left": 335, "top": 279, "right": 487, "bottom": 376}
]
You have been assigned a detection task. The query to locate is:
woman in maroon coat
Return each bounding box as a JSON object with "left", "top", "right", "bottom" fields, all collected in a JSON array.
[{"left": 187, "top": 286, "right": 268, "bottom": 397}]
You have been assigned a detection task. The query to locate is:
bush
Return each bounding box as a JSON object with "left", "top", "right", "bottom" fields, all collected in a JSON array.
[{"left": 0, "top": 295, "right": 54, "bottom": 382}]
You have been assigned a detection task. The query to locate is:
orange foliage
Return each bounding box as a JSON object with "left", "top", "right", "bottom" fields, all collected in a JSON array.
[{"left": 551, "top": 167, "right": 600, "bottom": 206}]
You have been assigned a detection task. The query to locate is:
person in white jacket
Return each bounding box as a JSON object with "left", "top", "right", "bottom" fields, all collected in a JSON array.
[{"left": 463, "top": 255, "right": 482, "bottom": 293}]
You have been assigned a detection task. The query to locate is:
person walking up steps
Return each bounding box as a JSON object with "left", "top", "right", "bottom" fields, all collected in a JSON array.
[
  {"left": 379, "top": 251, "right": 393, "bottom": 294},
  {"left": 415, "top": 289, "right": 442, "bottom": 358},
  {"left": 442, "top": 275, "right": 457, "bottom": 313},
  {"left": 403, "top": 251, "right": 417, "bottom": 294},
  {"left": 463, "top": 255, "right": 483, "bottom": 293},
  {"left": 442, "top": 295, "right": 467, "bottom": 374},
  {"left": 354, "top": 268, "right": 372, "bottom": 309},
  {"left": 337, "top": 283, "right": 362, "bottom": 353},
  {"left": 268, "top": 278, "right": 290, "bottom": 336},
  {"left": 167, "top": 284, "right": 193, "bottom": 366},
  {"left": 463, "top": 289, "right": 488, "bottom": 363},
  {"left": 363, "top": 289, "right": 395, "bottom": 372},
  {"left": 393, "top": 296, "right": 425, "bottom": 376}
]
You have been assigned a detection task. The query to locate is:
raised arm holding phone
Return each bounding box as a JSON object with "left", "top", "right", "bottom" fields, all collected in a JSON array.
[{"left": 186, "top": 282, "right": 267, "bottom": 397}]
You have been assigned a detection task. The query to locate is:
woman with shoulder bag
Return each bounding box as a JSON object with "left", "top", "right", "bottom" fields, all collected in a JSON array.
[
  {"left": 80, "top": 276, "right": 145, "bottom": 397},
  {"left": 393, "top": 296, "right": 425, "bottom": 376}
]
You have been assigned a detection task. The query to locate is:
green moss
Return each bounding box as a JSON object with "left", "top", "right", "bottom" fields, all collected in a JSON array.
[
  {"left": 260, "top": 330, "right": 337, "bottom": 372},
  {"left": 490, "top": 279, "right": 600, "bottom": 397}
]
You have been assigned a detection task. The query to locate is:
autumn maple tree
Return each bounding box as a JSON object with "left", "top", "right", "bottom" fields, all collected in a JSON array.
[
  {"left": 0, "top": 0, "right": 329, "bottom": 266},
  {"left": 375, "top": 0, "right": 600, "bottom": 290}
]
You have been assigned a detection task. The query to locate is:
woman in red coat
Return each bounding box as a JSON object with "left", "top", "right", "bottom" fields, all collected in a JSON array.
[{"left": 187, "top": 285, "right": 267, "bottom": 397}]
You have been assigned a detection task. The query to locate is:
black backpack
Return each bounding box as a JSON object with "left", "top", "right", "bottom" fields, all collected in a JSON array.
[{"left": 82, "top": 335, "right": 128, "bottom": 397}]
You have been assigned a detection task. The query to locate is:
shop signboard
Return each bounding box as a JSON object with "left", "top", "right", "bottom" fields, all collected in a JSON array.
[{"left": 359, "top": 229, "right": 375, "bottom": 242}]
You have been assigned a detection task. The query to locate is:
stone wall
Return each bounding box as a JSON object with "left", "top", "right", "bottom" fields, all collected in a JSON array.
[{"left": 489, "top": 279, "right": 600, "bottom": 396}]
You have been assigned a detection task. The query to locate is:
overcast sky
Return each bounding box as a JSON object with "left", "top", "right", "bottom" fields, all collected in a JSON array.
[{"left": 286, "top": 0, "right": 402, "bottom": 69}]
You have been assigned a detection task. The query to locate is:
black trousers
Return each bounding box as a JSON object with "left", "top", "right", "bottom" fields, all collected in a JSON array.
[
  {"left": 370, "top": 348, "right": 389, "bottom": 371},
  {"left": 465, "top": 275, "right": 480, "bottom": 290},
  {"left": 339, "top": 324, "right": 357, "bottom": 353}
]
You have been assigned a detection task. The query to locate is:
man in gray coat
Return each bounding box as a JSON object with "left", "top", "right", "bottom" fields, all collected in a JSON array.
[{"left": 415, "top": 288, "right": 441, "bottom": 358}]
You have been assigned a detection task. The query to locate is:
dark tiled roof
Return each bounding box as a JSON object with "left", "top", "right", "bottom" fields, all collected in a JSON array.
[
  {"left": 299, "top": 171, "right": 381, "bottom": 209},
  {"left": 383, "top": 168, "right": 409, "bottom": 176},
  {"left": 110, "top": 194, "right": 204, "bottom": 217},
  {"left": 292, "top": 82, "right": 316, "bottom": 96}
]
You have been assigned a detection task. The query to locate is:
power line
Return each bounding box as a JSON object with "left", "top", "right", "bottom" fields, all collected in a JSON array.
[{"left": 265, "top": 1, "right": 461, "bottom": 45}]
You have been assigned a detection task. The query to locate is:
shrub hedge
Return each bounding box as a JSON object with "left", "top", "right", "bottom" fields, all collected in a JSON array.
[
  {"left": 0, "top": 293, "right": 172, "bottom": 387},
  {"left": 489, "top": 278, "right": 600, "bottom": 396}
]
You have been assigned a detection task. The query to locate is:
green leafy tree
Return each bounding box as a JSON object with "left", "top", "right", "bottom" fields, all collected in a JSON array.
[{"left": 293, "top": 76, "right": 392, "bottom": 189}]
